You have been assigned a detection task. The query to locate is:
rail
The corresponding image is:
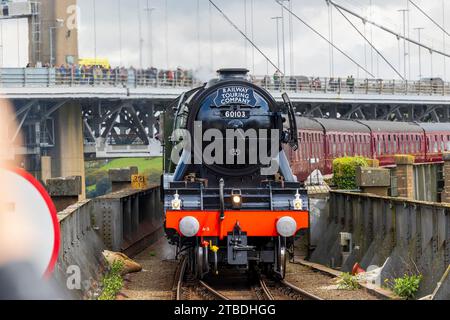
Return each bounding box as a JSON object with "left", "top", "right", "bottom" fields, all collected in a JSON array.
[{"left": 1, "top": 67, "right": 450, "bottom": 96}]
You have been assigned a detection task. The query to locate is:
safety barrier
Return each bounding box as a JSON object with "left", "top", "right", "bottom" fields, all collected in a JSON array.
[
  {"left": 54, "top": 186, "right": 163, "bottom": 298},
  {"left": 310, "top": 191, "right": 450, "bottom": 299},
  {"left": 92, "top": 185, "right": 163, "bottom": 257},
  {"left": 2, "top": 67, "right": 450, "bottom": 96}
]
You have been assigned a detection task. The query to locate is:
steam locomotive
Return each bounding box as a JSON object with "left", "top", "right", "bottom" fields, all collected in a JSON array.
[{"left": 162, "top": 69, "right": 308, "bottom": 279}]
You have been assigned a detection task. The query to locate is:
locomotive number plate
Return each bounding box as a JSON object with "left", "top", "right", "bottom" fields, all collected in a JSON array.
[{"left": 221, "top": 110, "right": 250, "bottom": 119}]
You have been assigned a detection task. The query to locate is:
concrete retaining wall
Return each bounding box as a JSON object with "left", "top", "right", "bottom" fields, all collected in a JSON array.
[
  {"left": 310, "top": 191, "right": 450, "bottom": 299},
  {"left": 53, "top": 200, "right": 105, "bottom": 299}
]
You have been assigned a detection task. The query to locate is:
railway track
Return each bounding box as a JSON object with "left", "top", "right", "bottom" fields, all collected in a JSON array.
[{"left": 174, "top": 258, "right": 322, "bottom": 301}]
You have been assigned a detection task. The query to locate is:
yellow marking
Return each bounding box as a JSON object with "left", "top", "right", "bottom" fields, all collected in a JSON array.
[{"left": 131, "top": 175, "right": 148, "bottom": 190}]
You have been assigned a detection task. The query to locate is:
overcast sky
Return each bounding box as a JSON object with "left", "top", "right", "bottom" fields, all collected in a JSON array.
[{"left": 1, "top": 0, "right": 450, "bottom": 80}]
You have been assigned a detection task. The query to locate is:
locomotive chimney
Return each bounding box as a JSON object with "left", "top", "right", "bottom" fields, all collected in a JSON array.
[{"left": 217, "top": 68, "right": 250, "bottom": 81}]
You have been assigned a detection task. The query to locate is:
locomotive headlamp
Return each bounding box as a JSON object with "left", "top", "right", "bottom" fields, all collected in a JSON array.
[
  {"left": 276, "top": 216, "right": 297, "bottom": 238},
  {"left": 232, "top": 195, "right": 242, "bottom": 204},
  {"left": 231, "top": 190, "right": 242, "bottom": 209},
  {"left": 171, "top": 192, "right": 182, "bottom": 210},
  {"left": 293, "top": 191, "right": 303, "bottom": 211},
  {"left": 179, "top": 216, "right": 200, "bottom": 237}
]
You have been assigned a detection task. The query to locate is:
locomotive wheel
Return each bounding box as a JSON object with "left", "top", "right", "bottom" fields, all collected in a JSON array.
[
  {"left": 188, "top": 247, "right": 196, "bottom": 275},
  {"left": 196, "top": 246, "right": 205, "bottom": 279},
  {"left": 275, "top": 237, "right": 287, "bottom": 280}
]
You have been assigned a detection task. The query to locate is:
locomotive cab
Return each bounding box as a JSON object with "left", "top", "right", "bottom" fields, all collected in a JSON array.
[{"left": 163, "top": 68, "right": 309, "bottom": 279}]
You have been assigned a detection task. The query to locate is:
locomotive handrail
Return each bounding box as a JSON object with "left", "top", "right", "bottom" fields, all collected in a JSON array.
[{"left": 282, "top": 93, "right": 299, "bottom": 151}]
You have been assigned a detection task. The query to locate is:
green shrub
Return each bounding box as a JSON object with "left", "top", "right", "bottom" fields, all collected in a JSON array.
[
  {"left": 337, "top": 272, "right": 360, "bottom": 290},
  {"left": 333, "top": 157, "right": 369, "bottom": 189},
  {"left": 391, "top": 274, "right": 422, "bottom": 300},
  {"left": 98, "top": 260, "right": 124, "bottom": 300}
]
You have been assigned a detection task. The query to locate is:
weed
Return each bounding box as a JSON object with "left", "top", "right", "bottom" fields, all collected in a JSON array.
[
  {"left": 337, "top": 272, "right": 360, "bottom": 290},
  {"left": 389, "top": 274, "right": 422, "bottom": 300},
  {"left": 98, "top": 260, "right": 124, "bottom": 300}
]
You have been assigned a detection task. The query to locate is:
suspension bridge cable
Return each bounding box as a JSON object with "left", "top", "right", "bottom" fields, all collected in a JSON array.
[
  {"left": 208, "top": 0, "right": 282, "bottom": 74},
  {"left": 334, "top": 5, "right": 405, "bottom": 80},
  {"left": 251, "top": 0, "right": 255, "bottom": 73},
  {"left": 277, "top": 0, "right": 375, "bottom": 77},
  {"left": 409, "top": 0, "right": 450, "bottom": 38},
  {"left": 327, "top": 0, "right": 450, "bottom": 58},
  {"left": 118, "top": 0, "right": 123, "bottom": 66},
  {"left": 209, "top": 1, "right": 214, "bottom": 70}
]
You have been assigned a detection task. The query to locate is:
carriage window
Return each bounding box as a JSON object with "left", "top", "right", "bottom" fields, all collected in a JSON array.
[
  {"left": 387, "top": 135, "right": 391, "bottom": 154},
  {"left": 331, "top": 135, "right": 336, "bottom": 155},
  {"left": 416, "top": 135, "right": 420, "bottom": 153},
  {"left": 406, "top": 135, "right": 410, "bottom": 153},
  {"left": 378, "top": 136, "right": 382, "bottom": 155}
]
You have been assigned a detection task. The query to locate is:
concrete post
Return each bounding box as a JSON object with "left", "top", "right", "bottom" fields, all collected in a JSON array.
[
  {"left": 356, "top": 166, "right": 390, "bottom": 196},
  {"left": 46, "top": 176, "right": 82, "bottom": 212},
  {"left": 109, "top": 167, "right": 139, "bottom": 193},
  {"left": 394, "top": 155, "right": 415, "bottom": 199},
  {"left": 442, "top": 152, "right": 450, "bottom": 203}
]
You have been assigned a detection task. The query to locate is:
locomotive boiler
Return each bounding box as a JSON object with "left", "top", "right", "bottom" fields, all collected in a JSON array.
[{"left": 162, "top": 69, "right": 308, "bottom": 279}]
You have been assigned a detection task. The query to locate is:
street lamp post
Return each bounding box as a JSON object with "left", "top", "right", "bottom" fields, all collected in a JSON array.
[
  {"left": 138, "top": 0, "right": 143, "bottom": 69},
  {"left": 144, "top": 2, "right": 155, "bottom": 68},
  {"left": 271, "top": 16, "right": 282, "bottom": 71},
  {"left": 414, "top": 27, "right": 424, "bottom": 79},
  {"left": 398, "top": 9, "right": 409, "bottom": 80},
  {"left": 279, "top": 0, "right": 289, "bottom": 76}
]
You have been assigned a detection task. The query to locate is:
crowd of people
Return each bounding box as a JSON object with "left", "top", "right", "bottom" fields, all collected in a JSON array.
[
  {"left": 25, "top": 63, "right": 196, "bottom": 86},
  {"left": 23, "top": 62, "right": 363, "bottom": 93},
  {"left": 266, "top": 70, "right": 357, "bottom": 92}
]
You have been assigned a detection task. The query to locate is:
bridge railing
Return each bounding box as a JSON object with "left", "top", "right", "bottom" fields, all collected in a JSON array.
[
  {"left": 311, "top": 190, "right": 450, "bottom": 298},
  {"left": 1, "top": 67, "right": 450, "bottom": 96}
]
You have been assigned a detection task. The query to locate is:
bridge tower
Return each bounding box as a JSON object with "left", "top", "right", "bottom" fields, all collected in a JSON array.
[
  {"left": 1, "top": 1, "right": 84, "bottom": 199},
  {"left": 28, "top": 0, "right": 79, "bottom": 66}
]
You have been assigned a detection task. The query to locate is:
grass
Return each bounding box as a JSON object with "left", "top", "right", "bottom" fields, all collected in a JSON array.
[
  {"left": 98, "top": 157, "right": 162, "bottom": 176},
  {"left": 87, "top": 184, "right": 97, "bottom": 192},
  {"left": 85, "top": 157, "right": 163, "bottom": 198}
]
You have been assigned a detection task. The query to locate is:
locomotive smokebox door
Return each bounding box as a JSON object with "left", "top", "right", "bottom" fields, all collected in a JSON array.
[{"left": 227, "top": 234, "right": 248, "bottom": 265}]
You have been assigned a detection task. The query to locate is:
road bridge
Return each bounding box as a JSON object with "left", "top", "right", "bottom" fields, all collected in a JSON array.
[{"left": 3, "top": 67, "right": 450, "bottom": 184}]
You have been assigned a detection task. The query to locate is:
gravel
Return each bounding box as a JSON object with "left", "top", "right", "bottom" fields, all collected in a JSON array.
[
  {"left": 285, "top": 262, "right": 379, "bottom": 300},
  {"left": 120, "top": 237, "right": 178, "bottom": 300}
]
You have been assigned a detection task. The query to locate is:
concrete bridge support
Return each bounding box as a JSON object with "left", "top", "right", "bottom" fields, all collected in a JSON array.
[{"left": 48, "top": 102, "right": 85, "bottom": 199}]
